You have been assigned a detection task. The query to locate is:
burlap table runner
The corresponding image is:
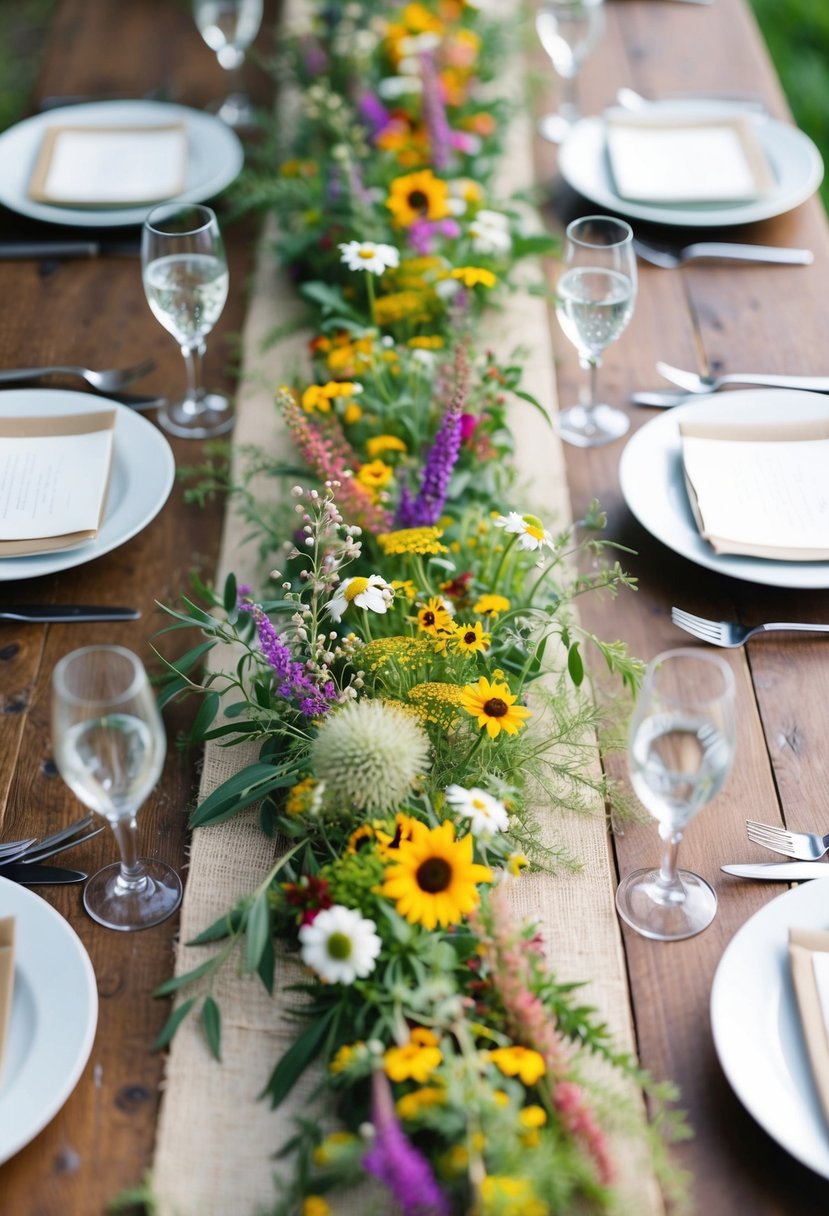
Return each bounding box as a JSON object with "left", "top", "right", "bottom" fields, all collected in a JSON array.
[{"left": 153, "top": 13, "right": 662, "bottom": 1213}]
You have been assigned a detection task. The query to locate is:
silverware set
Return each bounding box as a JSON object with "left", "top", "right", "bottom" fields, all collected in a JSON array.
[
  {"left": 0, "top": 357, "right": 165, "bottom": 411},
  {"left": 671, "top": 607, "right": 829, "bottom": 648},
  {"left": 0, "top": 813, "right": 104, "bottom": 885},
  {"left": 724, "top": 821, "right": 829, "bottom": 882}
]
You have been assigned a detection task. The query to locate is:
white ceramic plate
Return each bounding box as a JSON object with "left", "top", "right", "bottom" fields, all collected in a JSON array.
[
  {"left": 0, "top": 100, "right": 244, "bottom": 227},
  {"left": 711, "top": 880, "right": 829, "bottom": 1180},
  {"left": 0, "top": 389, "right": 175, "bottom": 582},
  {"left": 619, "top": 389, "right": 829, "bottom": 588},
  {"left": 559, "top": 103, "right": 824, "bottom": 228},
  {"left": 0, "top": 876, "right": 98, "bottom": 1164}
]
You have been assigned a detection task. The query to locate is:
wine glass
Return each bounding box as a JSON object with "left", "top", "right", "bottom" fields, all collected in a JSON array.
[
  {"left": 615, "top": 649, "right": 736, "bottom": 942},
  {"left": 193, "top": 0, "right": 263, "bottom": 129},
  {"left": 142, "top": 202, "right": 232, "bottom": 439},
  {"left": 554, "top": 214, "right": 636, "bottom": 447},
  {"left": 536, "top": 0, "right": 605, "bottom": 144},
  {"left": 51, "top": 645, "right": 182, "bottom": 932}
]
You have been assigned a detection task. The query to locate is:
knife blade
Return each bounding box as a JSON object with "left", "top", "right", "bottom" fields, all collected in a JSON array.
[
  {"left": 2, "top": 862, "right": 86, "bottom": 885},
  {"left": 721, "top": 862, "right": 829, "bottom": 881},
  {"left": 0, "top": 241, "right": 140, "bottom": 260},
  {"left": 0, "top": 605, "right": 140, "bottom": 622}
]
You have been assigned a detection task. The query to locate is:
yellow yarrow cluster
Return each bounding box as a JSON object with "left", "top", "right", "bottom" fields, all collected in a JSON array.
[
  {"left": 408, "top": 681, "right": 465, "bottom": 727},
  {"left": 407, "top": 334, "right": 444, "bottom": 349},
  {"left": 373, "top": 289, "right": 434, "bottom": 326},
  {"left": 360, "top": 636, "right": 433, "bottom": 671},
  {"left": 378, "top": 526, "right": 447, "bottom": 556},
  {"left": 395, "top": 1084, "right": 446, "bottom": 1121},
  {"left": 481, "top": 1176, "right": 549, "bottom": 1216}
]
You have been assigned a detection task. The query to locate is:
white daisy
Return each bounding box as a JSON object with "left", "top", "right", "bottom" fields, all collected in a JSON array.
[
  {"left": 494, "top": 511, "right": 554, "bottom": 552},
  {"left": 326, "top": 574, "right": 394, "bottom": 622},
  {"left": 298, "top": 905, "right": 382, "bottom": 984},
  {"left": 469, "top": 210, "right": 512, "bottom": 256},
  {"left": 377, "top": 75, "right": 423, "bottom": 99},
  {"left": 445, "top": 784, "right": 509, "bottom": 837},
  {"left": 339, "top": 240, "right": 400, "bottom": 276}
]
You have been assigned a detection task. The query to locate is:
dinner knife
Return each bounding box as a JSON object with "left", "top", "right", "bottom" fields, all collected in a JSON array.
[
  {"left": 0, "top": 605, "right": 141, "bottom": 622},
  {"left": 0, "top": 241, "right": 140, "bottom": 260},
  {"left": 1, "top": 863, "right": 86, "bottom": 885},
  {"left": 721, "top": 862, "right": 829, "bottom": 880}
]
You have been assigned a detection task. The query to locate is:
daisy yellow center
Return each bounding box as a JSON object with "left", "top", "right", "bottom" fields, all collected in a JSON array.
[
  {"left": 471, "top": 798, "right": 487, "bottom": 812},
  {"left": 326, "top": 932, "right": 353, "bottom": 961},
  {"left": 483, "top": 697, "right": 508, "bottom": 718},
  {"left": 358, "top": 247, "right": 375, "bottom": 259},
  {"left": 416, "top": 857, "right": 452, "bottom": 893},
  {"left": 344, "top": 577, "right": 370, "bottom": 602},
  {"left": 524, "top": 524, "right": 544, "bottom": 542}
]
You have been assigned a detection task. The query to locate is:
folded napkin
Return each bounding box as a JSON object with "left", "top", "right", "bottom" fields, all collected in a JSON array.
[
  {"left": 0, "top": 917, "right": 14, "bottom": 1082},
  {"left": 0, "top": 410, "right": 116, "bottom": 557},
  {"left": 789, "top": 928, "right": 829, "bottom": 1132},
  {"left": 29, "top": 123, "right": 187, "bottom": 207},
  {"left": 680, "top": 416, "right": 829, "bottom": 560},
  {"left": 605, "top": 109, "right": 775, "bottom": 204}
]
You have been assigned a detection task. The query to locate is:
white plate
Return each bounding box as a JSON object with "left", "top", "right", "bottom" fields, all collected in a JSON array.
[
  {"left": 0, "top": 100, "right": 244, "bottom": 227},
  {"left": 619, "top": 389, "right": 829, "bottom": 588},
  {"left": 0, "top": 389, "right": 175, "bottom": 581},
  {"left": 711, "top": 880, "right": 829, "bottom": 1180},
  {"left": 0, "top": 876, "right": 98, "bottom": 1164},
  {"left": 559, "top": 103, "right": 824, "bottom": 228}
]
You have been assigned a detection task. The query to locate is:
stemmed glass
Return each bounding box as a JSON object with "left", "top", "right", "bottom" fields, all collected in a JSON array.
[
  {"left": 193, "top": 0, "right": 263, "bottom": 129},
  {"left": 142, "top": 202, "right": 232, "bottom": 439},
  {"left": 536, "top": 0, "right": 605, "bottom": 144},
  {"left": 615, "top": 649, "right": 736, "bottom": 942},
  {"left": 51, "top": 645, "right": 182, "bottom": 932},
  {"left": 554, "top": 214, "right": 636, "bottom": 447}
]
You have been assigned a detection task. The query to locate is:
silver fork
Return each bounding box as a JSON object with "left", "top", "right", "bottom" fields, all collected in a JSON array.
[
  {"left": 0, "top": 358, "right": 155, "bottom": 393},
  {"left": 0, "top": 813, "right": 101, "bottom": 867},
  {"left": 746, "top": 819, "right": 829, "bottom": 861},
  {"left": 635, "top": 240, "right": 813, "bottom": 270},
  {"left": 671, "top": 607, "right": 829, "bottom": 648},
  {"left": 656, "top": 360, "right": 829, "bottom": 394}
]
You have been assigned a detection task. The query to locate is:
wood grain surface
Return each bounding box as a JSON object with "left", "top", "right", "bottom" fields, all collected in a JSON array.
[
  {"left": 536, "top": 0, "right": 829, "bottom": 1211},
  {"left": 0, "top": 2, "right": 276, "bottom": 1213}
]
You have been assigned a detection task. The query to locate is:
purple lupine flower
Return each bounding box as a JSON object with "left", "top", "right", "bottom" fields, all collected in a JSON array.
[
  {"left": 396, "top": 406, "right": 462, "bottom": 527},
  {"left": 420, "top": 52, "right": 451, "bottom": 171},
  {"left": 359, "top": 92, "right": 391, "bottom": 136},
  {"left": 362, "top": 1070, "right": 450, "bottom": 1216},
  {"left": 239, "top": 601, "right": 337, "bottom": 719}
]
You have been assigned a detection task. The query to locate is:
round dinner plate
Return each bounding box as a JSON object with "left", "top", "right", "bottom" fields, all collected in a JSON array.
[
  {"left": 619, "top": 389, "right": 829, "bottom": 589},
  {"left": 0, "top": 100, "right": 244, "bottom": 227},
  {"left": 558, "top": 104, "right": 824, "bottom": 229},
  {"left": 0, "top": 875, "right": 98, "bottom": 1164},
  {"left": 711, "top": 880, "right": 829, "bottom": 1181},
  {"left": 0, "top": 389, "right": 175, "bottom": 582}
]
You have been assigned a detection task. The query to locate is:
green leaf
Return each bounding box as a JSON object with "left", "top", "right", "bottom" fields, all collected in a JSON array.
[
  {"left": 222, "top": 572, "right": 238, "bottom": 615},
  {"left": 511, "top": 388, "right": 552, "bottom": 427},
  {"left": 257, "top": 932, "right": 276, "bottom": 994},
  {"left": 201, "top": 996, "right": 222, "bottom": 1062},
  {"left": 153, "top": 996, "right": 197, "bottom": 1050},
  {"left": 568, "top": 641, "right": 584, "bottom": 687},
  {"left": 244, "top": 890, "right": 272, "bottom": 974},
  {"left": 261, "top": 1007, "right": 336, "bottom": 1107},
  {"left": 187, "top": 907, "right": 244, "bottom": 945},
  {"left": 154, "top": 955, "right": 222, "bottom": 997},
  {"left": 156, "top": 674, "right": 191, "bottom": 710},
  {"left": 159, "top": 639, "right": 217, "bottom": 678},
  {"left": 189, "top": 762, "right": 298, "bottom": 828},
  {"left": 189, "top": 691, "right": 221, "bottom": 743}
]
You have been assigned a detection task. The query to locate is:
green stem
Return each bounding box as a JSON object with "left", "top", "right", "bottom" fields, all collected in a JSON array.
[
  {"left": 360, "top": 608, "right": 375, "bottom": 643},
  {"left": 365, "top": 273, "right": 376, "bottom": 325},
  {"left": 490, "top": 532, "right": 518, "bottom": 593}
]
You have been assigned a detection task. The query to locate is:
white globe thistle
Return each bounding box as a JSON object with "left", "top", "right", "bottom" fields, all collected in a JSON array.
[
  {"left": 298, "top": 905, "right": 382, "bottom": 984},
  {"left": 312, "top": 699, "right": 430, "bottom": 814},
  {"left": 326, "top": 574, "right": 394, "bottom": 622},
  {"left": 445, "top": 784, "right": 509, "bottom": 837}
]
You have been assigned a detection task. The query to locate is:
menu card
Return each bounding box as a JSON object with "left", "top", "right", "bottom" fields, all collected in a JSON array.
[
  {"left": 680, "top": 416, "right": 829, "bottom": 560},
  {"left": 28, "top": 123, "right": 187, "bottom": 207},
  {"left": 605, "top": 110, "right": 775, "bottom": 204},
  {"left": 0, "top": 410, "right": 116, "bottom": 556},
  {"left": 0, "top": 917, "right": 13, "bottom": 1082},
  {"left": 789, "top": 928, "right": 829, "bottom": 1133}
]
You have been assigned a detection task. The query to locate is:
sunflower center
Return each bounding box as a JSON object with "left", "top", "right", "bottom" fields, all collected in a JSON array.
[
  {"left": 326, "top": 932, "right": 353, "bottom": 961},
  {"left": 463, "top": 630, "right": 477, "bottom": 644},
  {"left": 483, "top": 697, "right": 508, "bottom": 718},
  {"left": 407, "top": 189, "right": 429, "bottom": 213},
  {"left": 416, "top": 857, "right": 453, "bottom": 893},
  {"left": 423, "top": 610, "right": 436, "bottom": 626},
  {"left": 344, "top": 576, "right": 370, "bottom": 602}
]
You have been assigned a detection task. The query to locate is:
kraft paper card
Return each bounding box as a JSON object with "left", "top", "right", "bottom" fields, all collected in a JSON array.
[{"left": 0, "top": 917, "right": 14, "bottom": 1082}]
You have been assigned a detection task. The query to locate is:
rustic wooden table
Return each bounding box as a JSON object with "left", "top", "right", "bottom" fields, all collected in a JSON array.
[{"left": 2, "top": 0, "right": 829, "bottom": 1212}]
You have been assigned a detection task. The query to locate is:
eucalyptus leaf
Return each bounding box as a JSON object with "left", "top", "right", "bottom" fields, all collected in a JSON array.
[
  {"left": 154, "top": 955, "right": 222, "bottom": 997},
  {"left": 244, "top": 890, "right": 272, "bottom": 974},
  {"left": 261, "top": 1008, "right": 336, "bottom": 1107},
  {"left": 153, "top": 996, "right": 197, "bottom": 1050},
  {"left": 201, "top": 996, "right": 222, "bottom": 1062},
  {"left": 568, "top": 641, "right": 584, "bottom": 687}
]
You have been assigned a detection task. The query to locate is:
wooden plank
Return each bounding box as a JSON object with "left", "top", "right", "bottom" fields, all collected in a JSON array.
[
  {"left": 535, "top": 0, "right": 829, "bottom": 1209},
  {"left": 0, "top": 1, "right": 277, "bottom": 1211}
]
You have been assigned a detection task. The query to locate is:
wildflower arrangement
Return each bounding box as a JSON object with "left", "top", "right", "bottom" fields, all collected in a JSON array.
[{"left": 155, "top": 2, "right": 689, "bottom": 1213}]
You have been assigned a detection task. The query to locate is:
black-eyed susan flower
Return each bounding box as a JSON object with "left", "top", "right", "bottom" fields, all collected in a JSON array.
[
  {"left": 387, "top": 169, "right": 451, "bottom": 227},
  {"left": 417, "top": 596, "right": 454, "bottom": 636},
  {"left": 473, "top": 593, "right": 511, "bottom": 617},
  {"left": 380, "top": 819, "right": 492, "bottom": 929},
  {"left": 452, "top": 620, "right": 490, "bottom": 656},
  {"left": 459, "top": 675, "right": 531, "bottom": 739},
  {"left": 356, "top": 459, "right": 394, "bottom": 494}
]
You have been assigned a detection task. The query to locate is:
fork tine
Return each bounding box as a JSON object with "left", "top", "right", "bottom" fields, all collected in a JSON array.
[
  {"left": 671, "top": 611, "right": 721, "bottom": 642},
  {"left": 671, "top": 607, "right": 720, "bottom": 635},
  {"left": 745, "top": 820, "right": 791, "bottom": 841},
  {"left": 0, "top": 837, "right": 37, "bottom": 857}
]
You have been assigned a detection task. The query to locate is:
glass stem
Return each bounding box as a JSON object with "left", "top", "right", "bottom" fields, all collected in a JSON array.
[
  {"left": 657, "top": 823, "right": 684, "bottom": 891},
  {"left": 181, "top": 340, "right": 207, "bottom": 414},
  {"left": 559, "top": 73, "right": 580, "bottom": 126},
  {"left": 111, "top": 816, "right": 148, "bottom": 890}
]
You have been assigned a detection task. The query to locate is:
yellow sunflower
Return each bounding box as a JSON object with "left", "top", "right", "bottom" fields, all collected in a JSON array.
[
  {"left": 387, "top": 169, "right": 451, "bottom": 227},
  {"left": 380, "top": 819, "right": 492, "bottom": 929},
  {"left": 460, "top": 676, "right": 531, "bottom": 739},
  {"left": 452, "top": 621, "right": 491, "bottom": 655},
  {"left": 417, "top": 596, "right": 454, "bottom": 636},
  {"left": 473, "top": 593, "right": 511, "bottom": 617}
]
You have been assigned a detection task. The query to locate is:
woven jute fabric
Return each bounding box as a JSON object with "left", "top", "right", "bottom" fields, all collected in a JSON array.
[{"left": 152, "top": 16, "right": 663, "bottom": 1214}]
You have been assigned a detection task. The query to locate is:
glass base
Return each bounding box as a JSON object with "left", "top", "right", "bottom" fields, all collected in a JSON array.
[
  {"left": 615, "top": 867, "right": 717, "bottom": 941},
  {"left": 556, "top": 403, "right": 630, "bottom": 448},
  {"left": 209, "top": 91, "right": 258, "bottom": 130},
  {"left": 84, "top": 859, "right": 183, "bottom": 931},
  {"left": 538, "top": 111, "right": 575, "bottom": 144},
  {"left": 158, "top": 391, "right": 234, "bottom": 439}
]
